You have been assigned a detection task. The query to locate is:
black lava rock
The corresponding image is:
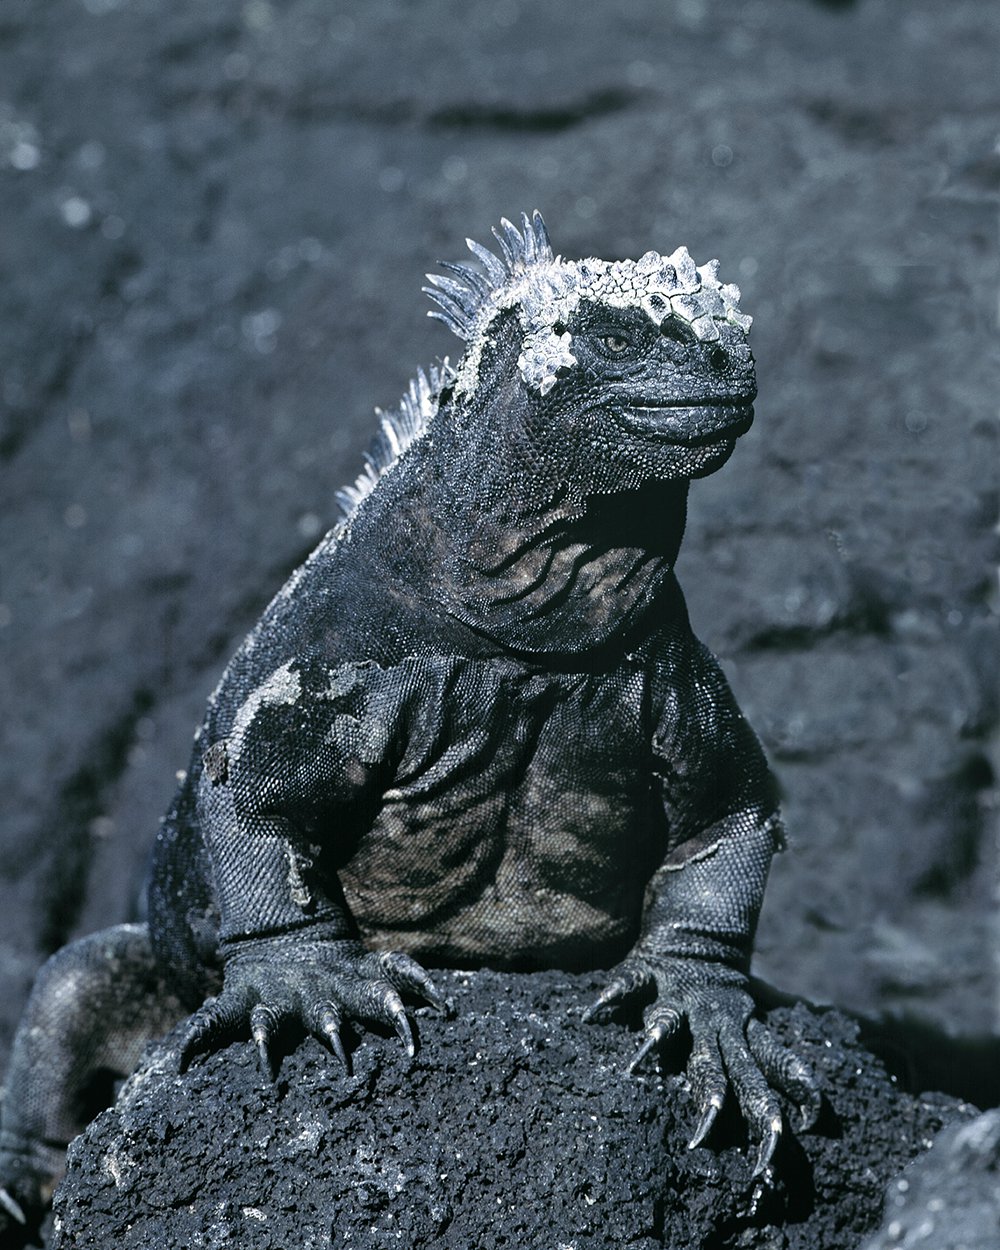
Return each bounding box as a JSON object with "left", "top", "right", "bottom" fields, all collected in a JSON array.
[{"left": 50, "top": 970, "right": 974, "bottom": 1250}]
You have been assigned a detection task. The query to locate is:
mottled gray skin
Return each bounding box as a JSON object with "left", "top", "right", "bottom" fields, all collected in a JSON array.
[{"left": 0, "top": 215, "right": 818, "bottom": 1239}]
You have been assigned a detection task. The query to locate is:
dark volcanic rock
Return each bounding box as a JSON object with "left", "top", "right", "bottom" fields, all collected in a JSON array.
[
  {"left": 50, "top": 971, "right": 974, "bottom": 1250},
  {"left": 0, "top": 1, "right": 997, "bottom": 1244}
]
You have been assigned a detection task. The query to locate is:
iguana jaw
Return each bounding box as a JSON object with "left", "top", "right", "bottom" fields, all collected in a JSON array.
[{"left": 614, "top": 399, "right": 755, "bottom": 446}]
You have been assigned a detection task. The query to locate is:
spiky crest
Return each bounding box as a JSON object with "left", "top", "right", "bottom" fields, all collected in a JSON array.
[
  {"left": 334, "top": 214, "right": 753, "bottom": 526},
  {"left": 423, "top": 211, "right": 554, "bottom": 340},
  {"left": 335, "top": 361, "right": 454, "bottom": 520},
  {"left": 425, "top": 210, "right": 752, "bottom": 397}
]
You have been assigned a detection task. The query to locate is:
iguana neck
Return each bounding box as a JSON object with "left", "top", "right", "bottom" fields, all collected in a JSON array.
[
  {"left": 364, "top": 324, "right": 690, "bottom": 657},
  {"left": 434, "top": 482, "right": 688, "bottom": 656}
]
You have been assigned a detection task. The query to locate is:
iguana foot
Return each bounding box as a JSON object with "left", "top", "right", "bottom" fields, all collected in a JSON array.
[
  {"left": 177, "top": 936, "right": 445, "bottom": 1078},
  {"left": 583, "top": 957, "right": 820, "bottom": 1178}
]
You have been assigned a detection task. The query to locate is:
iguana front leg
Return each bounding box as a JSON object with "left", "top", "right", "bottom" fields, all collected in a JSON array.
[
  {"left": 584, "top": 815, "right": 820, "bottom": 1176},
  {"left": 176, "top": 661, "right": 444, "bottom": 1076}
]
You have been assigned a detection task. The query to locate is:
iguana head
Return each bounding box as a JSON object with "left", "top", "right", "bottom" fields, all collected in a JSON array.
[{"left": 424, "top": 211, "right": 756, "bottom": 493}]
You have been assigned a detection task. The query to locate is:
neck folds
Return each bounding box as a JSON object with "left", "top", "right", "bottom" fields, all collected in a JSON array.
[{"left": 439, "top": 481, "right": 689, "bottom": 657}]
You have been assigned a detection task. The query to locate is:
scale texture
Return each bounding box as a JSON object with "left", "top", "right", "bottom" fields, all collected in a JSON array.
[{"left": 4, "top": 213, "right": 820, "bottom": 1236}]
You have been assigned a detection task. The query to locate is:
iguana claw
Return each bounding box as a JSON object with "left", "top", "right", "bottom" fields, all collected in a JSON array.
[
  {"left": 0, "top": 1186, "right": 26, "bottom": 1226},
  {"left": 627, "top": 1030, "right": 661, "bottom": 1074},
  {"left": 750, "top": 1117, "right": 782, "bottom": 1179},
  {"left": 585, "top": 958, "right": 819, "bottom": 1177},
  {"left": 688, "top": 1096, "right": 723, "bottom": 1150},
  {"left": 250, "top": 1003, "right": 282, "bottom": 1080},
  {"left": 390, "top": 1000, "right": 416, "bottom": 1058},
  {"left": 312, "top": 1002, "right": 349, "bottom": 1071},
  {"left": 178, "top": 993, "right": 249, "bottom": 1073}
]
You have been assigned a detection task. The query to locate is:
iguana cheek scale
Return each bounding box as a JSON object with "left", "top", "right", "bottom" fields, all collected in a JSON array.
[{"left": 0, "top": 212, "right": 819, "bottom": 1235}]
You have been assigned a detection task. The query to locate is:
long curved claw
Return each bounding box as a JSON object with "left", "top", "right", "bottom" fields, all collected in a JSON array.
[
  {"left": 177, "top": 994, "right": 246, "bottom": 1073},
  {"left": 581, "top": 984, "right": 621, "bottom": 1024},
  {"left": 627, "top": 1003, "right": 683, "bottom": 1075},
  {"left": 379, "top": 952, "right": 446, "bottom": 1012},
  {"left": 312, "top": 1002, "right": 349, "bottom": 1073},
  {"left": 746, "top": 1018, "right": 822, "bottom": 1131},
  {"left": 388, "top": 997, "right": 415, "bottom": 1059},
  {"left": 0, "top": 1186, "right": 26, "bottom": 1226},
  {"left": 686, "top": 1027, "right": 728, "bottom": 1149},
  {"left": 177, "top": 1002, "right": 218, "bottom": 1073},
  {"left": 627, "top": 1029, "right": 661, "bottom": 1075},
  {"left": 249, "top": 1003, "right": 283, "bottom": 1081},
  {"left": 582, "top": 962, "right": 653, "bottom": 1023},
  {"left": 797, "top": 1080, "right": 823, "bottom": 1132},
  {"left": 688, "top": 1095, "right": 723, "bottom": 1150},
  {"left": 751, "top": 1116, "right": 782, "bottom": 1179}
]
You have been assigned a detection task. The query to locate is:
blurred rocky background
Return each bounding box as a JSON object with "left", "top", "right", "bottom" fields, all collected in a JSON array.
[{"left": 0, "top": 0, "right": 996, "bottom": 1126}]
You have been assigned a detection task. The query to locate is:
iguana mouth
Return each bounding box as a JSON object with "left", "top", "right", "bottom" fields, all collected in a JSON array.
[{"left": 617, "top": 400, "right": 754, "bottom": 445}]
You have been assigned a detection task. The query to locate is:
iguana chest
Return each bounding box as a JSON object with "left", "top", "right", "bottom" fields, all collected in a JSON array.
[{"left": 338, "top": 656, "right": 666, "bottom": 966}]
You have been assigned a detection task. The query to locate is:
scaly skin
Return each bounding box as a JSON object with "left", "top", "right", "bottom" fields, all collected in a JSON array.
[{"left": 0, "top": 213, "right": 818, "bottom": 1239}]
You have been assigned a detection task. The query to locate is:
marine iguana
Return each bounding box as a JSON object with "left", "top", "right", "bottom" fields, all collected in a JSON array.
[{"left": 0, "top": 211, "right": 819, "bottom": 1235}]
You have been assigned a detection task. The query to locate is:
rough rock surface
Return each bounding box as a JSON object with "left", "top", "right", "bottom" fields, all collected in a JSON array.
[
  {"left": 0, "top": 0, "right": 996, "bottom": 1243},
  {"left": 48, "top": 971, "right": 974, "bottom": 1250},
  {"left": 860, "top": 1109, "right": 1000, "bottom": 1250}
]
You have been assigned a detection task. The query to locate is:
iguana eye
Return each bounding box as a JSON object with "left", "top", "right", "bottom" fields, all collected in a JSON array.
[
  {"left": 602, "top": 333, "right": 631, "bottom": 355},
  {"left": 709, "top": 346, "right": 729, "bottom": 371}
]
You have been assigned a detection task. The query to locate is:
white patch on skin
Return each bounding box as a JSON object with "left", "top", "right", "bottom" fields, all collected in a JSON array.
[
  {"left": 439, "top": 219, "right": 752, "bottom": 399},
  {"left": 227, "top": 661, "right": 302, "bottom": 764},
  {"left": 334, "top": 214, "right": 752, "bottom": 527},
  {"left": 286, "top": 843, "right": 314, "bottom": 909}
]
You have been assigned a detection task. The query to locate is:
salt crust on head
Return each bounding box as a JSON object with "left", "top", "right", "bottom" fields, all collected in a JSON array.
[
  {"left": 424, "top": 210, "right": 752, "bottom": 397},
  {"left": 337, "top": 211, "right": 752, "bottom": 522}
]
